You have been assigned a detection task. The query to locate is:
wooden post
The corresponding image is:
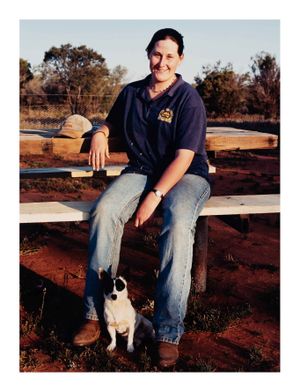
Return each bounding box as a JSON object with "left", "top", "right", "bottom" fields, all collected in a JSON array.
[
  {"left": 192, "top": 216, "right": 209, "bottom": 293},
  {"left": 240, "top": 214, "right": 250, "bottom": 236}
]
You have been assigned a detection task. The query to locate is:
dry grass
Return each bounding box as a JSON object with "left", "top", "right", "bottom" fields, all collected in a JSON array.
[{"left": 20, "top": 106, "right": 107, "bottom": 129}]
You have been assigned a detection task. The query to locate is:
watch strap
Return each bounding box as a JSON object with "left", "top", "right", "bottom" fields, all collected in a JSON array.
[{"left": 152, "top": 188, "right": 164, "bottom": 199}]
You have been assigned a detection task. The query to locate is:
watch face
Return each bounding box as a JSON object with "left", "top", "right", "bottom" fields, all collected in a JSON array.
[{"left": 153, "top": 189, "right": 163, "bottom": 198}]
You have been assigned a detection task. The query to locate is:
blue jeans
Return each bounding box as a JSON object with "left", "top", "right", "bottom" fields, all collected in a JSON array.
[{"left": 83, "top": 173, "right": 210, "bottom": 344}]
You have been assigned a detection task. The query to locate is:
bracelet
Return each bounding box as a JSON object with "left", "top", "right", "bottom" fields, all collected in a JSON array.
[{"left": 95, "top": 129, "right": 108, "bottom": 138}]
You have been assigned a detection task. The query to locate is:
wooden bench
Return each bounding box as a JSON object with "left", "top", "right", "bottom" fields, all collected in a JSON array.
[
  {"left": 20, "top": 194, "right": 280, "bottom": 292},
  {"left": 20, "top": 127, "right": 279, "bottom": 292},
  {"left": 20, "top": 163, "right": 216, "bottom": 179}
]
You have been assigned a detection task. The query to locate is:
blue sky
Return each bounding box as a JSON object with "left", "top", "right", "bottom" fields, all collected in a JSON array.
[{"left": 20, "top": 19, "right": 280, "bottom": 84}]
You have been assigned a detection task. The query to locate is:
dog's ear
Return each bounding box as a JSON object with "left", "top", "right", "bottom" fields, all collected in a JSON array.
[
  {"left": 99, "top": 268, "right": 114, "bottom": 295},
  {"left": 99, "top": 267, "right": 109, "bottom": 280}
]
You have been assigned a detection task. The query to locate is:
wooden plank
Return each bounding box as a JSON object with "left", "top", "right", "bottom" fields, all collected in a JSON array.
[
  {"left": 20, "top": 194, "right": 280, "bottom": 224},
  {"left": 20, "top": 200, "right": 92, "bottom": 223},
  {"left": 20, "top": 128, "right": 278, "bottom": 155},
  {"left": 205, "top": 128, "right": 278, "bottom": 151},
  {"left": 20, "top": 163, "right": 216, "bottom": 179},
  {"left": 20, "top": 139, "right": 54, "bottom": 154},
  {"left": 20, "top": 165, "right": 127, "bottom": 179},
  {"left": 202, "top": 194, "right": 280, "bottom": 216}
]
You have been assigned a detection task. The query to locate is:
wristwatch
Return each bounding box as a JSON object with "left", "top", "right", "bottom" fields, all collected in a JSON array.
[{"left": 151, "top": 188, "right": 164, "bottom": 200}]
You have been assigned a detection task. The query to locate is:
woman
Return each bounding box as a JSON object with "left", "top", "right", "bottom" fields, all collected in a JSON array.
[{"left": 73, "top": 28, "right": 210, "bottom": 368}]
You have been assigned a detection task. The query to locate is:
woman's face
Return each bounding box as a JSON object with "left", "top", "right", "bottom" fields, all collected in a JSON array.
[{"left": 148, "top": 38, "right": 184, "bottom": 84}]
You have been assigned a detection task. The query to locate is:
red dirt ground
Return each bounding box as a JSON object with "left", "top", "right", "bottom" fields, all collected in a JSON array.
[{"left": 20, "top": 150, "right": 280, "bottom": 372}]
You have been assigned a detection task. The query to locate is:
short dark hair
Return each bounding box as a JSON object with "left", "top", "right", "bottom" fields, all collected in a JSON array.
[{"left": 146, "top": 28, "right": 184, "bottom": 56}]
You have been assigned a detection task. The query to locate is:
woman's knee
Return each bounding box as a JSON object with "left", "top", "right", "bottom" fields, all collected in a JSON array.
[
  {"left": 90, "top": 193, "right": 119, "bottom": 223},
  {"left": 161, "top": 209, "right": 193, "bottom": 242}
]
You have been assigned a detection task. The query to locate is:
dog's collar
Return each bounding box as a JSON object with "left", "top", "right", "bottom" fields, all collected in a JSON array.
[{"left": 109, "top": 320, "right": 128, "bottom": 328}]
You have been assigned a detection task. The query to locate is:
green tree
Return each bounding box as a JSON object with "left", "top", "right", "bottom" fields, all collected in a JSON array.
[
  {"left": 41, "top": 44, "right": 119, "bottom": 115},
  {"left": 248, "top": 52, "right": 280, "bottom": 119},
  {"left": 20, "top": 58, "right": 33, "bottom": 89},
  {"left": 88, "top": 64, "right": 128, "bottom": 116},
  {"left": 195, "top": 62, "right": 249, "bottom": 118},
  {"left": 22, "top": 71, "right": 48, "bottom": 108},
  {"left": 20, "top": 59, "right": 33, "bottom": 105}
]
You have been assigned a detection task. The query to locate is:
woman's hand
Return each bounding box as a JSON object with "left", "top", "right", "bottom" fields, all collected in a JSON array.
[
  {"left": 134, "top": 192, "right": 161, "bottom": 228},
  {"left": 88, "top": 132, "right": 110, "bottom": 171}
]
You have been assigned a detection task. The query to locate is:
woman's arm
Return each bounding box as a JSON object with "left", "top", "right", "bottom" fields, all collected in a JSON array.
[
  {"left": 134, "top": 149, "right": 195, "bottom": 227},
  {"left": 88, "top": 123, "right": 111, "bottom": 171}
]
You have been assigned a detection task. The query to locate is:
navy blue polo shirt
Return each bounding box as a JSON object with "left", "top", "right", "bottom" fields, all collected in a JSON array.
[{"left": 104, "top": 74, "right": 209, "bottom": 183}]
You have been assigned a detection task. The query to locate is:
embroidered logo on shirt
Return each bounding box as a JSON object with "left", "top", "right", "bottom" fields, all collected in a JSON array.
[{"left": 158, "top": 108, "right": 173, "bottom": 123}]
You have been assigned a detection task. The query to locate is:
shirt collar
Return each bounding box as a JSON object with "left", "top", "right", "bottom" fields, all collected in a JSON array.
[
  {"left": 167, "top": 74, "right": 184, "bottom": 96},
  {"left": 138, "top": 73, "right": 184, "bottom": 101}
]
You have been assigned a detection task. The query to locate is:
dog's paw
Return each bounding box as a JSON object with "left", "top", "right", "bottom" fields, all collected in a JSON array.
[
  {"left": 106, "top": 343, "right": 116, "bottom": 352},
  {"left": 127, "top": 344, "right": 134, "bottom": 353}
]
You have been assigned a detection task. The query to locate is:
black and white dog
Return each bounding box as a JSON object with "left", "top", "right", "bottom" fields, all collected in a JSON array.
[{"left": 99, "top": 268, "right": 155, "bottom": 352}]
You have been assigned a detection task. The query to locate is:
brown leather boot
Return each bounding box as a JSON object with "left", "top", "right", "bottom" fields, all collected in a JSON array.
[
  {"left": 72, "top": 320, "right": 101, "bottom": 347},
  {"left": 157, "top": 342, "right": 179, "bottom": 368}
]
